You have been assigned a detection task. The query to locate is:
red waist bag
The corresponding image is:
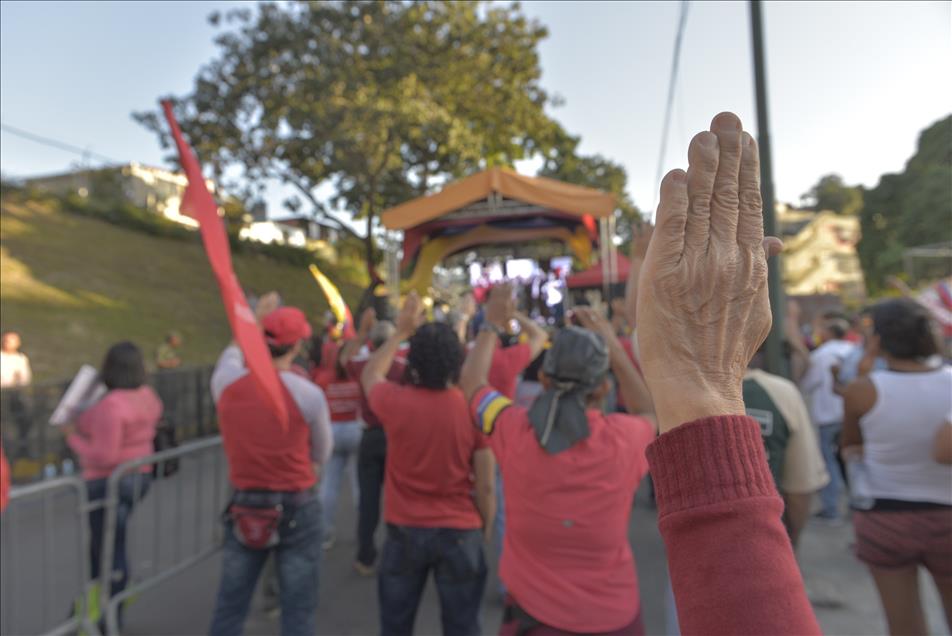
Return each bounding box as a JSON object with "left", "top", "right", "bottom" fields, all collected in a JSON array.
[{"left": 228, "top": 504, "right": 283, "bottom": 549}]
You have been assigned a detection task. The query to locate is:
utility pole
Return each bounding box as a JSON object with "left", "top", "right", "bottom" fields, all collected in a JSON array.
[{"left": 750, "top": 0, "right": 788, "bottom": 377}]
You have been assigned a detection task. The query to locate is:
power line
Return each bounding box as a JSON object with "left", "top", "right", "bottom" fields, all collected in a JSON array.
[
  {"left": 653, "top": 0, "right": 690, "bottom": 220},
  {"left": 0, "top": 122, "right": 121, "bottom": 165}
]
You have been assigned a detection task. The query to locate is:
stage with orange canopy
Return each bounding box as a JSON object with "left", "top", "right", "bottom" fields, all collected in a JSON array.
[{"left": 380, "top": 167, "right": 617, "bottom": 296}]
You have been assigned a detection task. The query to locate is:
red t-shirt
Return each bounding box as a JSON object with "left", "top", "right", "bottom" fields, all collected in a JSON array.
[
  {"left": 311, "top": 368, "right": 362, "bottom": 423},
  {"left": 487, "top": 342, "right": 532, "bottom": 400},
  {"left": 471, "top": 386, "right": 655, "bottom": 632},
  {"left": 346, "top": 351, "right": 406, "bottom": 428},
  {"left": 370, "top": 382, "right": 487, "bottom": 529}
]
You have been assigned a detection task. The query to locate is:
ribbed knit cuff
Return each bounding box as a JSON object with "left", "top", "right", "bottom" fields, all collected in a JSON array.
[{"left": 646, "top": 415, "right": 778, "bottom": 519}]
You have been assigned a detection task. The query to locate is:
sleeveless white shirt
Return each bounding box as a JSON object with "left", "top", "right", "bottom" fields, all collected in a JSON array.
[{"left": 860, "top": 366, "right": 952, "bottom": 505}]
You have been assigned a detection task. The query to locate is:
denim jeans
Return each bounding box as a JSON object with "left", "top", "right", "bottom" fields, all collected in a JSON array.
[
  {"left": 356, "top": 427, "right": 387, "bottom": 566},
  {"left": 321, "top": 421, "right": 362, "bottom": 538},
  {"left": 87, "top": 473, "right": 151, "bottom": 599},
  {"left": 209, "top": 495, "right": 322, "bottom": 636},
  {"left": 817, "top": 422, "right": 844, "bottom": 518},
  {"left": 378, "top": 525, "right": 487, "bottom": 636}
]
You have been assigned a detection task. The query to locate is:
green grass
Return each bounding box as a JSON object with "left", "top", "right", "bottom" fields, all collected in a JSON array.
[{"left": 0, "top": 195, "right": 365, "bottom": 381}]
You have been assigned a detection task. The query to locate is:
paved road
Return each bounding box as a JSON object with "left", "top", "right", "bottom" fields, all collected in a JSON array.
[{"left": 3, "top": 452, "right": 949, "bottom": 636}]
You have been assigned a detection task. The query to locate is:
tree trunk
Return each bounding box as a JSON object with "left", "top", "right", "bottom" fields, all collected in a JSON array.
[{"left": 364, "top": 211, "right": 375, "bottom": 271}]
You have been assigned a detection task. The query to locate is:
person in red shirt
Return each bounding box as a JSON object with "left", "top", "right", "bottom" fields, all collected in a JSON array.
[
  {"left": 361, "top": 293, "right": 495, "bottom": 636},
  {"left": 461, "top": 286, "right": 656, "bottom": 634},
  {"left": 339, "top": 308, "right": 407, "bottom": 575},
  {"left": 208, "top": 295, "right": 333, "bottom": 636},
  {"left": 310, "top": 335, "right": 363, "bottom": 551}
]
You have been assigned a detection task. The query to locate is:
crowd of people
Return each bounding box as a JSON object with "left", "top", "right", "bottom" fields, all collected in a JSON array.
[{"left": 1, "top": 111, "right": 950, "bottom": 636}]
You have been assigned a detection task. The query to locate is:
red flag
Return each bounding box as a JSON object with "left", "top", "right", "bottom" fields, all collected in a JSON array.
[{"left": 161, "top": 101, "right": 288, "bottom": 429}]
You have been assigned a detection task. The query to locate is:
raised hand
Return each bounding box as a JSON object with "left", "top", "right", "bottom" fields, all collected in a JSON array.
[
  {"left": 396, "top": 292, "right": 424, "bottom": 337},
  {"left": 636, "top": 112, "right": 782, "bottom": 432},
  {"left": 572, "top": 306, "right": 616, "bottom": 344},
  {"left": 357, "top": 307, "right": 376, "bottom": 336},
  {"left": 630, "top": 222, "right": 654, "bottom": 262},
  {"left": 485, "top": 283, "right": 515, "bottom": 329},
  {"left": 255, "top": 291, "right": 282, "bottom": 323}
]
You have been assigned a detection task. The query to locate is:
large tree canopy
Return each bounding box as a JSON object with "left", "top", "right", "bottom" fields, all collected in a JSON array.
[
  {"left": 857, "top": 114, "right": 952, "bottom": 292},
  {"left": 134, "top": 1, "right": 565, "bottom": 265}
]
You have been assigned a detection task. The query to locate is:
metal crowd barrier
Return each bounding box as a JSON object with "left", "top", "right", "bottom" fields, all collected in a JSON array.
[
  {"left": 0, "top": 476, "right": 97, "bottom": 636},
  {"left": 98, "top": 436, "right": 228, "bottom": 636},
  {"left": 0, "top": 436, "right": 229, "bottom": 636},
  {"left": 0, "top": 365, "right": 217, "bottom": 484}
]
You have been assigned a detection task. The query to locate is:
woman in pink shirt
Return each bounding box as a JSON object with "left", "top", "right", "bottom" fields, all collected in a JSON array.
[{"left": 65, "top": 341, "right": 163, "bottom": 610}]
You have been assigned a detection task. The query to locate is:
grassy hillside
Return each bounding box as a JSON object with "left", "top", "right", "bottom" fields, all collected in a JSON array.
[{"left": 0, "top": 195, "right": 365, "bottom": 381}]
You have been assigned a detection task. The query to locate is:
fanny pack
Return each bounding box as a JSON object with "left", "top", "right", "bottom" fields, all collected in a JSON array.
[{"left": 227, "top": 503, "right": 283, "bottom": 550}]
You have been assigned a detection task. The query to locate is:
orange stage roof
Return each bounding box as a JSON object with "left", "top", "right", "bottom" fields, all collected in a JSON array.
[{"left": 380, "top": 167, "right": 616, "bottom": 231}]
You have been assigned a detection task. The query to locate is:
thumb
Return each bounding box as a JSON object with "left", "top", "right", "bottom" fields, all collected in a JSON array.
[{"left": 762, "top": 236, "right": 783, "bottom": 259}]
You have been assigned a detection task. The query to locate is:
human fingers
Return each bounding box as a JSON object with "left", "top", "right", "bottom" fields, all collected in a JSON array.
[
  {"left": 650, "top": 169, "right": 689, "bottom": 269},
  {"left": 738, "top": 132, "right": 765, "bottom": 247},
  {"left": 709, "top": 112, "right": 744, "bottom": 245},
  {"left": 762, "top": 236, "right": 783, "bottom": 259},
  {"left": 684, "top": 131, "right": 718, "bottom": 248}
]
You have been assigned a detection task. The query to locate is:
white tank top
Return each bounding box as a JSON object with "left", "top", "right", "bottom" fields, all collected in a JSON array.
[{"left": 860, "top": 366, "right": 952, "bottom": 505}]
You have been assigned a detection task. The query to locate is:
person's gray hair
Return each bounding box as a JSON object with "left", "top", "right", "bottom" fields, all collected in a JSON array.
[{"left": 369, "top": 321, "right": 396, "bottom": 349}]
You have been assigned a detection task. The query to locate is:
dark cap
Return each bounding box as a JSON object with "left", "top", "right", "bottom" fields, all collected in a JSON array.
[{"left": 527, "top": 326, "right": 609, "bottom": 454}]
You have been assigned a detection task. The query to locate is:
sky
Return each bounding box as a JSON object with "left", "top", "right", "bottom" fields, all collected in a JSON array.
[{"left": 1, "top": 1, "right": 950, "bottom": 221}]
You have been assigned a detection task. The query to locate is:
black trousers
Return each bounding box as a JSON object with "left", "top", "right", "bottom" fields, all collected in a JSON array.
[{"left": 356, "top": 426, "right": 387, "bottom": 566}]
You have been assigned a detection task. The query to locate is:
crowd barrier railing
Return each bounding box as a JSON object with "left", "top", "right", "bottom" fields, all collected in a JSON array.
[
  {"left": 98, "top": 436, "right": 227, "bottom": 636},
  {"left": 0, "top": 364, "right": 217, "bottom": 484},
  {"left": 0, "top": 476, "right": 98, "bottom": 636}
]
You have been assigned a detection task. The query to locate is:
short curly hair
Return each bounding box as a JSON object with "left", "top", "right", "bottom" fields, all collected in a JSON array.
[{"left": 405, "top": 322, "right": 464, "bottom": 389}]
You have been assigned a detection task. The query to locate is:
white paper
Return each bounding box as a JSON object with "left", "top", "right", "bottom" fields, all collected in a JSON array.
[{"left": 49, "top": 365, "right": 106, "bottom": 426}]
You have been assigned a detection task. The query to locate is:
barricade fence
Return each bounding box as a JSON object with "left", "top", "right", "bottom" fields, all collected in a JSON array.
[
  {"left": 0, "top": 436, "right": 229, "bottom": 636},
  {"left": 0, "top": 365, "right": 217, "bottom": 484}
]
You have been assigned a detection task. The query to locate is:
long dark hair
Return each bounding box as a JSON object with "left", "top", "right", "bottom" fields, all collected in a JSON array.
[
  {"left": 101, "top": 341, "right": 147, "bottom": 390},
  {"left": 872, "top": 298, "right": 940, "bottom": 360}
]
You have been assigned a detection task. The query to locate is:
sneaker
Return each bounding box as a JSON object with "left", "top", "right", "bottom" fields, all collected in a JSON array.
[
  {"left": 353, "top": 560, "right": 376, "bottom": 577},
  {"left": 322, "top": 534, "right": 336, "bottom": 550}
]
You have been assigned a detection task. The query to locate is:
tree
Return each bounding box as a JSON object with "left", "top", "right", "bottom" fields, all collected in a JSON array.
[
  {"left": 857, "top": 115, "right": 952, "bottom": 292},
  {"left": 540, "top": 126, "right": 642, "bottom": 246},
  {"left": 800, "top": 173, "right": 863, "bottom": 215},
  {"left": 134, "top": 1, "right": 561, "bottom": 267}
]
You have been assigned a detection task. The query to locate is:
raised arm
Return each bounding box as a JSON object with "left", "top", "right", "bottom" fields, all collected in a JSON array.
[
  {"left": 339, "top": 307, "right": 375, "bottom": 367},
  {"left": 513, "top": 311, "right": 548, "bottom": 360},
  {"left": 637, "top": 112, "right": 819, "bottom": 636},
  {"left": 623, "top": 223, "right": 653, "bottom": 328},
  {"left": 574, "top": 306, "right": 654, "bottom": 421},
  {"left": 460, "top": 284, "right": 511, "bottom": 400},
  {"left": 361, "top": 293, "right": 421, "bottom": 394}
]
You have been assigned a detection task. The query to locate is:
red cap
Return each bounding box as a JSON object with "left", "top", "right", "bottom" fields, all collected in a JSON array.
[{"left": 262, "top": 307, "right": 312, "bottom": 346}]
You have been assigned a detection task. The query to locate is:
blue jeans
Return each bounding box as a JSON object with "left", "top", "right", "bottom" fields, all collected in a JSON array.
[
  {"left": 817, "top": 422, "right": 844, "bottom": 518},
  {"left": 320, "top": 421, "right": 362, "bottom": 537},
  {"left": 378, "top": 525, "right": 487, "bottom": 636},
  {"left": 87, "top": 473, "right": 151, "bottom": 598},
  {"left": 209, "top": 495, "right": 322, "bottom": 636}
]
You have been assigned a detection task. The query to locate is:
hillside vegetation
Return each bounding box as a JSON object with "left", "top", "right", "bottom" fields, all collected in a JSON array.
[{"left": 0, "top": 195, "right": 364, "bottom": 381}]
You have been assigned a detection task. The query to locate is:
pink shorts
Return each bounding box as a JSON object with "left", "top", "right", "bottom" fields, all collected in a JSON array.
[{"left": 854, "top": 508, "right": 952, "bottom": 580}]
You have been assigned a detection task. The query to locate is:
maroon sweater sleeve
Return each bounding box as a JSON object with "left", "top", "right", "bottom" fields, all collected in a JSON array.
[{"left": 647, "top": 415, "right": 821, "bottom": 636}]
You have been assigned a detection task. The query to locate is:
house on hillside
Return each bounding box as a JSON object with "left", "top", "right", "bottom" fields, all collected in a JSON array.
[
  {"left": 238, "top": 215, "right": 342, "bottom": 260},
  {"left": 24, "top": 162, "right": 217, "bottom": 228},
  {"left": 778, "top": 205, "right": 865, "bottom": 302}
]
